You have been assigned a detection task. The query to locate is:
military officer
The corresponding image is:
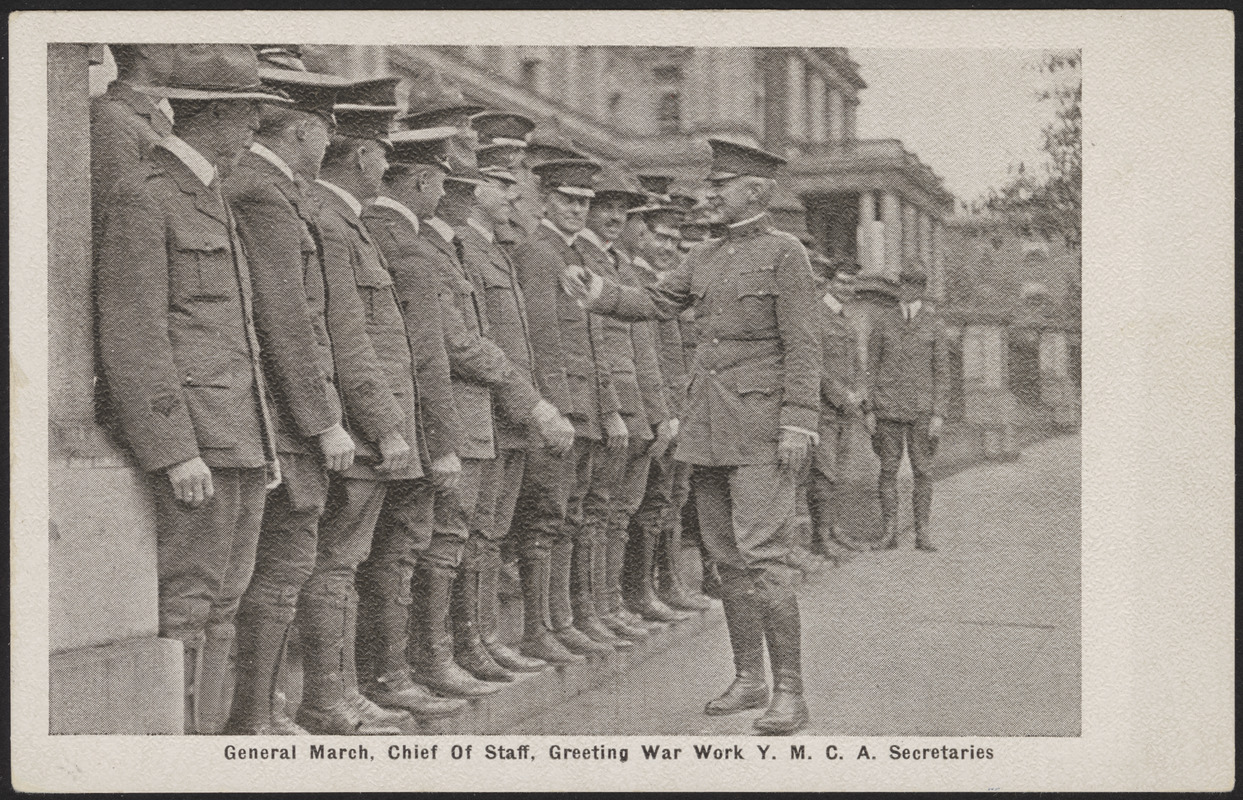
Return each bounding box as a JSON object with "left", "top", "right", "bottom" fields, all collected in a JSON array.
[
  {"left": 471, "top": 111, "right": 537, "bottom": 248},
  {"left": 220, "top": 54, "right": 358, "bottom": 736},
  {"left": 566, "top": 138, "right": 821, "bottom": 735},
  {"left": 457, "top": 157, "right": 578, "bottom": 673},
  {"left": 511, "top": 127, "right": 586, "bottom": 238},
  {"left": 804, "top": 257, "right": 866, "bottom": 565},
  {"left": 510, "top": 157, "right": 625, "bottom": 662},
  {"left": 865, "top": 265, "right": 951, "bottom": 551},
  {"left": 300, "top": 78, "right": 424, "bottom": 735},
  {"left": 94, "top": 44, "right": 289, "bottom": 734}
]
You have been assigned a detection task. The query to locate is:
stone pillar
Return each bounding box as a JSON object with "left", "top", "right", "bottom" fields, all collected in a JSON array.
[
  {"left": 844, "top": 98, "right": 858, "bottom": 140},
  {"left": 828, "top": 87, "right": 845, "bottom": 142},
  {"left": 1039, "top": 329, "right": 1079, "bottom": 427},
  {"left": 962, "top": 324, "right": 1020, "bottom": 459},
  {"left": 931, "top": 219, "right": 946, "bottom": 302},
  {"left": 808, "top": 71, "right": 826, "bottom": 142},
  {"left": 856, "top": 191, "right": 885, "bottom": 277},
  {"left": 919, "top": 211, "right": 933, "bottom": 268},
  {"left": 684, "top": 48, "right": 710, "bottom": 131},
  {"left": 561, "top": 46, "right": 580, "bottom": 110},
  {"left": 48, "top": 43, "right": 182, "bottom": 734},
  {"left": 785, "top": 52, "right": 805, "bottom": 141},
  {"left": 902, "top": 200, "right": 919, "bottom": 267},
  {"left": 712, "top": 48, "right": 758, "bottom": 135},
  {"left": 880, "top": 191, "right": 902, "bottom": 283}
]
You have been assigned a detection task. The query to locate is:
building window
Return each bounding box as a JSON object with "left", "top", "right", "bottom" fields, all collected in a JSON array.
[
  {"left": 657, "top": 91, "right": 681, "bottom": 133},
  {"left": 521, "top": 59, "right": 541, "bottom": 90}
]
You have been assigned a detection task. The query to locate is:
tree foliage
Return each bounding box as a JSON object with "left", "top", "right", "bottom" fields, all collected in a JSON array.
[{"left": 984, "top": 51, "right": 1081, "bottom": 250}]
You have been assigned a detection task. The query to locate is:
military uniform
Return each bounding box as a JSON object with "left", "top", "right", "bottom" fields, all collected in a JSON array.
[{"left": 867, "top": 295, "right": 951, "bottom": 549}]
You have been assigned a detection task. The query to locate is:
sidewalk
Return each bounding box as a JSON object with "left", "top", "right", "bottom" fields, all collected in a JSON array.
[{"left": 506, "top": 434, "right": 1081, "bottom": 736}]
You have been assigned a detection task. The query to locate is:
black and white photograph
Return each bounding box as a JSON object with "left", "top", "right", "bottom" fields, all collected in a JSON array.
[{"left": 13, "top": 9, "right": 1233, "bottom": 794}]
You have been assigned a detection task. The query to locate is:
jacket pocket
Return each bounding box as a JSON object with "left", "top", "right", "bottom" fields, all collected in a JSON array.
[{"left": 170, "top": 224, "right": 235, "bottom": 302}]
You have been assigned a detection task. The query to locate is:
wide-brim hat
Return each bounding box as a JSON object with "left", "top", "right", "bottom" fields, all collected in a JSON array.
[
  {"left": 258, "top": 65, "right": 351, "bottom": 122},
  {"left": 706, "top": 137, "right": 787, "bottom": 181},
  {"left": 532, "top": 158, "right": 600, "bottom": 198},
  {"left": 334, "top": 77, "right": 402, "bottom": 142},
  {"left": 471, "top": 110, "right": 535, "bottom": 147},
  {"left": 386, "top": 126, "right": 457, "bottom": 169},
  {"left": 136, "top": 44, "right": 292, "bottom": 104}
]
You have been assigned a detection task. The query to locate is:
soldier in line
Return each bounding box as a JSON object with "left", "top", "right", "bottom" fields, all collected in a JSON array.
[
  {"left": 804, "top": 257, "right": 867, "bottom": 566},
  {"left": 865, "top": 265, "right": 951, "bottom": 551},
  {"left": 220, "top": 54, "right": 358, "bottom": 736},
  {"left": 565, "top": 139, "right": 821, "bottom": 735},
  {"left": 456, "top": 145, "right": 578, "bottom": 674},
  {"left": 94, "top": 44, "right": 290, "bottom": 734},
  {"left": 576, "top": 166, "right": 676, "bottom": 647},
  {"left": 300, "top": 83, "right": 421, "bottom": 735}
]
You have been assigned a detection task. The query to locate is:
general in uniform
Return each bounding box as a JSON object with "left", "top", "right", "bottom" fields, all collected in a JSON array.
[
  {"left": 577, "top": 139, "right": 820, "bottom": 735},
  {"left": 94, "top": 44, "right": 288, "bottom": 734}
]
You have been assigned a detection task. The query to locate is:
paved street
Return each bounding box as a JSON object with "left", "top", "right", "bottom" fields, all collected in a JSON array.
[{"left": 507, "top": 434, "right": 1080, "bottom": 736}]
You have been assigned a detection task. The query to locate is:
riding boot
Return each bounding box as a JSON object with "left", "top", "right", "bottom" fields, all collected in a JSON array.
[
  {"left": 913, "top": 476, "right": 937, "bottom": 551},
  {"left": 632, "top": 524, "right": 690, "bottom": 623},
  {"left": 658, "top": 527, "right": 714, "bottom": 611},
  {"left": 479, "top": 545, "right": 547, "bottom": 672},
  {"left": 601, "top": 532, "right": 649, "bottom": 640},
  {"left": 878, "top": 472, "right": 900, "bottom": 549},
  {"left": 179, "top": 631, "right": 206, "bottom": 734},
  {"left": 196, "top": 621, "right": 235, "bottom": 735},
  {"left": 704, "top": 567, "right": 769, "bottom": 716},
  {"left": 753, "top": 573, "right": 809, "bottom": 735},
  {"left": 409, "top": 564, "right": 501, "bottom": 698},
  {"left": 224, "top": 605, "right": 301, "bottom": 735},
  {"left": 554, "top": 536, "right": 611, "bottom": 655},
  {"left": 343, "top": 593, "right": 413, "bottom": 729},
  {"left": 451, "top": 562, "right": 515, "bottom": 681},
  {"left": 517, "top": 547, "right": 584, "bottom": 664}
]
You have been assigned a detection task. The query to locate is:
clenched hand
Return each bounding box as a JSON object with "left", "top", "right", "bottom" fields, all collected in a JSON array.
[
  {"left": 318, "top": 423, "right": 356, "bottom": 472},
  {"left": 168, "top": 456, "right": 213, "bottom": 508},
  {"left": 776, "top": 429, "right": 811, "bottom": 475},
  {"left": 377, "top": 430, "right": 411, "bottom": 474},
  {"left": 603, "top": 411, "right": 629, "bottom": 453}
]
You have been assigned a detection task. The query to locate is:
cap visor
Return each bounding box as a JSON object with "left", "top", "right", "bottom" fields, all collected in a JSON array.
[
  {"left": 652, "top": 225, "right": 682, "bottom": 238},
  {"left": 258, "top": 67, "right": 352, "bottom": 87},
  {"left": 334, "top": 103, "right": 402, "bottom": 113},
  {"left": 706, "top": 170, "right": 741, "bottom": 182},
  {"left": 489, "top": 137, "right": 528, "bottom": 148},
  {"left": 556, "top": 186, "right": 596, "bottom": 198},
  {"left": 135, "top": 84, "right": 293, "bottom": 104}
]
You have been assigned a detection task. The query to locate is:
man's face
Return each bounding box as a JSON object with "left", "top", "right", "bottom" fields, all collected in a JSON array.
[
  {"left": 438, "top": 181, "right": 476, "bottom": 225},
  {"left": 544, "top": 190, "right": 590, "bottom": 234},
  {"left": 652, "top": 230, "right": 680, "bottom": 270},
  {"left": 586, "top": 196, "right": 629, "bottom": 243},
  {"left": 213, "top": 100, "right": 262, "bottom": 170},
  {"left": 356, "top": 140, "right": 390, "bottom": 200},
  {"left": 705, "top": 176, "right": 752, "bottom": 224},
  {"left": 296, "top": 114, "right": 333, "bottom": 180},
  {"left": 474, "top": 181, "right": 512, "bottom": 228},
  {"left": 401, "top": 166, "right": 446, "bottom": 219}
]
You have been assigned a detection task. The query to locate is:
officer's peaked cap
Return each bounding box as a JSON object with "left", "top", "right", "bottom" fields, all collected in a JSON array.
[
  {"left": 334, "top": 77, "right": 401, "bottom": 141},
  {"left": 471, "top": 111, "right": 536, "bottom": 147},
  {"left": 706, "top": 137, "right": 787, "bottom": 181},
  {"left": 532, "top": 158, "right": 600, "bottom": 198}
]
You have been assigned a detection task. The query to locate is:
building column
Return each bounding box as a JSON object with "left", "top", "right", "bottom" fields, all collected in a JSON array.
[
  {"left": 931, "top": 219, "right": 946, "bottom": 302},
  {"left": 856, "top": 191, "right": 884, "bottom": 276},
  {"left": 785, "top": 51, "right": 805, "bottom": 141},
  {"left": 919, "top": 210, "right": 933, "bottom": 268},
  {"left": 684, "top": 47, "right": 710, "bottom": 131},
  {"left": 808, "top": 71, "right": 827, "bottom": 142},
  {"left": 844, "top": 98, "right": 858, "bottom": 141},
  {"left": 828, "top": 87, "right": 845, "bottom": 142},
  {"left": 902, "top": 200, "right": 919, "bottom": 268},
  {"left": 880, "top": 191, "right": 903, "bottom": 283}
]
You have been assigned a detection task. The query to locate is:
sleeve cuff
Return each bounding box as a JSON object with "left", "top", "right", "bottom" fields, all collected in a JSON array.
[
  {"left": 781, "top": 425, "right": 820, "bottom": 446},
  {"left": 780, "top": 404, "right": 819, "bottom": 433}
]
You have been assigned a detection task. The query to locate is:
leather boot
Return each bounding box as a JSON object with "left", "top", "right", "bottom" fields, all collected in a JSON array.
[
  {"left": 552, "top": 537, "right": 613, "bottom": 655},
  {"left": 452, "top": 563, "right": 515, "bottom": 682},
  {"left": 657, "top": 527, "right": 714, "bottom": 612},
  {"left": 369, "top": 670, "right": 467, "bottom": 719},
  {"left": 180, "top": 632, "right": 206, "bottom": 734},
  {"left": 409, "top": 564, "right": 501, "bottom": 698},
  {"left": 753, "top": 576, "right": 809, "bottom": 735},
  {"left": 296, "top": 593, "right": 400, "bottom": 735},
  {"left": 517, "top": 548, "right": 584, "bottom": 665},
  {"left": 704, "top": 568, "right": 768, "bottom": 716},
  {"left": 343, "top": 594, "right": 413, "bottom": 730},
  {"left": 600, "top": 533, "right": 649, "bottom": 640},
  {"left": 196, "top": 621, "right": 235, "bottom": 734},
  {"left": 632, "top": 524, "right": 690, "bottom": 623},
  {"left": 479, "top": 547, "right": 547, "bottom": 673},
  {"left": 913, "top": 477, "right": 936, "bottom": 551},
  {"left": 878, "top": 472, "right": 900, "bottom": 549},
  {"left": 224, "top": 606, "right": 302, "bottom": 735},
  {"left": 574, "top": 532, "right": 629, "bottom": 650}
]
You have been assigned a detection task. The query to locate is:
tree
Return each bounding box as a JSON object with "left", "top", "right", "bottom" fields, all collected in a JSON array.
[{"left": 984, "top": 51, "right": 1081, "bottom": 250}]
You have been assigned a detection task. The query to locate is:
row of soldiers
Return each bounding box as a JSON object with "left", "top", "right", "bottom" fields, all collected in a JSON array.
[{"left": 92, "top": 43, "right": 949, "bottom": 738}]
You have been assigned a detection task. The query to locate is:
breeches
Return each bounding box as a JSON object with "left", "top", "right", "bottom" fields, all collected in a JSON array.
[{"left": 691, "top": 463, "right": 797, "bottom": 587}]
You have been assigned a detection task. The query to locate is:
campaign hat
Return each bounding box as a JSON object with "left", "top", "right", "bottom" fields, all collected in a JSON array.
[
  {"left": 135, "top": 44, "right": 291, "bottom": 104},
  {"left": 706, "top": 137, "right": 787, "bottom": 181}
]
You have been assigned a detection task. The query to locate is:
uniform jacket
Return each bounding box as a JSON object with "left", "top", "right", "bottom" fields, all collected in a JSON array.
[
  {"left": 223, "top": 150, "right": 340, "bottom": 455},
  {"left": 309, "top": 182, "right": 422, "bottom": 480},
  {"left": 595, "top": 214, "right": 820, "bottom": 466},
  {"left": 512, "top": 222, "right": 616, "bottom": 441},
  {"left": 95, "top": 145, "right": 275, "bottom": 473},
  {"left": 866, "top": 303, "right": 951, "bottom": 423},
  {"left": 629, "top": 255, "right": 687, "bottom": 420},
  {"left": 360, "top": 202, "right": 463, "bottom": 466},
  {"left": 414, "top": 220, "right": 541, "bottom": 461},
  {"left": 576, "top": 235, "right": 656, "bottom": 437},
  {"left": 816, "top": 286, "right": 864, "bottom": 423},
  {"left": 457, "top": 221, "right": 542, "bottom": 452},
  {"left": 90, "top": 81, "right": 173, "bottom": 226}
]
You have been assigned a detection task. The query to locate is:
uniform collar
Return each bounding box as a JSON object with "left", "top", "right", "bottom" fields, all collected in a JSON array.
[
  {"left": 540, "top": 217, "right": 578, "bottom": 247},
  {"left": 725, "top": 212, "right": 768, "bottom": 239},
  {"left": 425, "top": 216, "right": 456, "bottom": 244},
  {"left": 631, "top": 254, "right": 659, "bottom": 278},
  {"left": 822, "top": 291, "right": 845, "bottom": 315},
  {"left": 249, "top": 142, "right": 295, "bottom": 183},
  {"left": 467, "top": 217, "right": 494, "bottom": 244},
  {"left": 158, "top": 136, "right": 217, "bottom": 187},
  {"left": 902, "top": 299, "right": 923, "bottom": 320},
  {"left": 110, "top": 81, "right": 174, "bottom": 124},
  {"left": 576, "top": 227, "right": 611, "bottom": 254},
  {"left": 315, "top": 179, "right": 363, "bottom": 218},
  {"left": 371, "top": 195, "right": 419, "bottom": 234}
]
